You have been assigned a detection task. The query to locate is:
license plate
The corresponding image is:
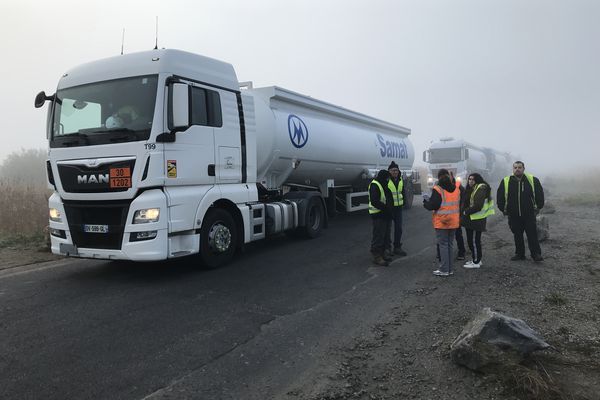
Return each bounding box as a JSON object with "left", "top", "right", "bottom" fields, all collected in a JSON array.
[
  {"left": 109, "top": 167, "right": 132, "bottom": 189},
  {"left": 84, "top": 224, "right": 109, "bottom": 233}
]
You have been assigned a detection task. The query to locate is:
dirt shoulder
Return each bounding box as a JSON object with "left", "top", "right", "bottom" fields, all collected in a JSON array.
[
  {"left": 0, "top": 235, "right": 62, "bottom": 271},
  {"left": 288, "top": 196, "right": 600, "bottom": 400}
]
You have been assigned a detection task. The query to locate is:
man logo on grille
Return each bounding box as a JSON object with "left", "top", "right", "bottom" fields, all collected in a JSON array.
[{"left": 288, "top": 115, "right": 308, "bottom": 148}]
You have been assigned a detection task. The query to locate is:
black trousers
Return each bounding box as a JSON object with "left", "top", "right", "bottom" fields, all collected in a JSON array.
[
  {"left": 508, "top": 215, "right": 541, "bottom": 257},
  {"left": 371, "top": 217, "right": 392, "bottom": 256},
  {"left": 465, "top": 228, "right": 483, "bottom": 263}
]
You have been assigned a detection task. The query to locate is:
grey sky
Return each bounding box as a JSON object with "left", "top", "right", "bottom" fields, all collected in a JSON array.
[{"left": 1, "top": 0, "right": 598, "bottom": 176}]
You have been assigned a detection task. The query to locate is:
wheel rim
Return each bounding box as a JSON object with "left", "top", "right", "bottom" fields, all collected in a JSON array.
[{"left": 208, "top": 222, "right": 232, "bottom": 253}]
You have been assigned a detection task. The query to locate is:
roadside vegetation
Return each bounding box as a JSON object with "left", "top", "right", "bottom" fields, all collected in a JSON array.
[{"left": 0, "top": 149, "right": 50, "bottom": 249}]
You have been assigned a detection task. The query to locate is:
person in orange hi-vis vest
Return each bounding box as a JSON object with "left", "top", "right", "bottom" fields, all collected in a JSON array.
[{"left": 423, "top": 174, "right": 460, "bottom": 276}]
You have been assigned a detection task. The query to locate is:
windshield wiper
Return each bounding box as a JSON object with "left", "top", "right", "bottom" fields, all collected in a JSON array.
[{"left": 54, "top": 132, "right": 89, "bottom": 146}]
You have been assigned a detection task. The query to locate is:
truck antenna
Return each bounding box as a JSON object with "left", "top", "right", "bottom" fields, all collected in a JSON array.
[
  {"left": 154, "top": 16, "right": 159, "bottom": 50},
  {"left": 121, "top": 28, "right": 125, "bottom": 55}
]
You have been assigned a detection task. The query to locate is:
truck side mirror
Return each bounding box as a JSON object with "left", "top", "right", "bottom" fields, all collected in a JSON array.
[
  {"left": 169, "top": 83, "right": 190, "bottom": 132},
  {"left": 35, "top": 91, "right": 54, "bottom": 108},
  {"left": 422, "top": 150, "right": 428, "bottom": 163},
  {"left": 464, "top": 149, "right": 469, "bottom": 160}
]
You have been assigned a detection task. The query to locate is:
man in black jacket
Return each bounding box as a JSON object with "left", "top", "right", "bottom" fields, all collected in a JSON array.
[
  {"left": 496, "top": 161, "right": 545, "bottom": 262},
  {"left": 369, "top": 169, "right": 394, "bottom": 266}
]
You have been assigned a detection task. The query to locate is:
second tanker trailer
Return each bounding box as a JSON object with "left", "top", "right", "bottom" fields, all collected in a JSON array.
[{"left": 35, "top": 49, "right": 418, "bottom": 267}]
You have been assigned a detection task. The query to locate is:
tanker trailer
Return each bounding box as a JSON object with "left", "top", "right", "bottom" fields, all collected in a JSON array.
[{"left": 35, "top": 49, "right": 417, "bottom": 268}]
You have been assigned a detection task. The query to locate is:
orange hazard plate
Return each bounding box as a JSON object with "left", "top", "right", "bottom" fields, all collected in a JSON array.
[{"left": 109, "top": 167, "right": 132, "bottom": 188}]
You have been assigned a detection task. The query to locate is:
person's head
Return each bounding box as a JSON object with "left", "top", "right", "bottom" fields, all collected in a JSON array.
[
  {"left": 106, "top": 105, "right": 139, "bottom": 128},
  {"left": 388, "top": 161, "right": 400, "bottom": 179},
  {"left": 468, "top": 173, "right": 484, "bottom": 187},
  {"left": 513, "top": 161, "right": 525, "bottom": 177},
  {"left": 437, "top": 174, "right": 453, "bottom": 191},
  {"left": 376, "top": 169, "right": 390, "bottom": 184},
  {"left": 437, "top": 168, "right": 450, "bottom": 179}
]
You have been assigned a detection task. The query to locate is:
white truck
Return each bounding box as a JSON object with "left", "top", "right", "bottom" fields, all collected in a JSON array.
[
  {"left": 422, "top": 137, "right": 511, "bottom": 189},
  {"left": 35, "top": 49, "right": 418, "bottom": 268}
]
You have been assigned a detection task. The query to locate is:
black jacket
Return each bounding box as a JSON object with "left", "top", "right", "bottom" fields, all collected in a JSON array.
[
  {"left": 496, "top": 175, "right": 544, "bottom": 217},
  {"left": 423, "top": 177, "right": 457, "bottom": 211},
  {"left": 461, "top": 183, "right": 490, "bottom": 231},
  {"left": 369, "top": 176, "right": 394, "bottom": 219}
]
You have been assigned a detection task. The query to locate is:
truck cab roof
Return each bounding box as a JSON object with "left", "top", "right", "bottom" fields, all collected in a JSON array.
[{"left": 57, "top": 49, "right": 239, "bottom": 91}]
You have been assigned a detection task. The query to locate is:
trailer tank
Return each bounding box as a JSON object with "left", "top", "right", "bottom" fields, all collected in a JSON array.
[{"left": 248, "top": 86, "right": 415, "bottom": 190}]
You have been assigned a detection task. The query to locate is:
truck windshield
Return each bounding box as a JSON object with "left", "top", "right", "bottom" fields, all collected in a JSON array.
[
  {"left": 50, "top": 75, "right": 158, "bottom": 147},
  {"left": 429, "top": 148, "right": 462, "bottom": 163}
]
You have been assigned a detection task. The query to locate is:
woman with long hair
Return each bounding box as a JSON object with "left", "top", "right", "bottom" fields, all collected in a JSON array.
[{"left": 461, "top": 173, "right": 495, "bottom": 268}]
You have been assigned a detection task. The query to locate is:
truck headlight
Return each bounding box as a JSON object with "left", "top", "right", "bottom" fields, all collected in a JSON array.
[
  {"left": 427, "top": 177, "right": 434, "bottom": 183},
  {"left": 133, "top": 208, "right": 160, "bottom": 224},
  {"left": 49, "top": 208, "right": 62, "bottom": 222}
]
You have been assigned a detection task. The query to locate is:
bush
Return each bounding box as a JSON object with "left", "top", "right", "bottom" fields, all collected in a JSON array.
[{"left": 0, "top": 149, "right": 50, "bottom": 239}]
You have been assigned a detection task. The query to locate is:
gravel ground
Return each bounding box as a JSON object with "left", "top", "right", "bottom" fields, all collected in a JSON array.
[{"left": 285, "top": 196, "right": 600, "bottom": 400}]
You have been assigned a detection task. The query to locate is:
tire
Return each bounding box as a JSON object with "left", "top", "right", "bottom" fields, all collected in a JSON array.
[
  {"left": 303, "top": 198, "right": 324, "bottom": 238},
  {"left": 199, "top": 208, "right": 237, "bottom": 269}
]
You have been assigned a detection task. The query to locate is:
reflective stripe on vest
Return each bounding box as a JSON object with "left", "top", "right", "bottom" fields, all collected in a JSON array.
[
  {"left": 368, "top": 180, "right": 386, "bottom": 214},
  {"left": 469, "top": 184, "right": 496, "bottom": 220},
  {"left": 432, "top": 185, "right": 460, "bottom": 228},
  {"left": 503, "top": 173, "right": 536, "bottom": 211},
  {"left": 387, "top": 178, "right": 404, "bottom": 206}
]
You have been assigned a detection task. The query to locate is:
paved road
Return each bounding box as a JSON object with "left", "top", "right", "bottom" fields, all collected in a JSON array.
[{"left": 0, "top": 203, "right": 436, "bottom": 400}]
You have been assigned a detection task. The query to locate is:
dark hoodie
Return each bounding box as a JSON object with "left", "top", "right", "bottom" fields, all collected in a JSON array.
[
  {"left": 369, "top": 169, "right": 394, "bottom": 219},
  {"left": 423, "top": 175, "right": 456, "bottom": 211}
]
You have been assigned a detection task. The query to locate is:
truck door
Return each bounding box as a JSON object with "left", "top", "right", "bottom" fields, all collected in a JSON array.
[
  {"left": 163, "top": 82, "right": 217, "bottom": 187},
  {"left": 212, "top": 90, "right": 242, "bottom": 184}
]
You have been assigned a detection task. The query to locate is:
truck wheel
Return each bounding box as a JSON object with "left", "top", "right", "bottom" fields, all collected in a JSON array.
[
  {"left": 303, "top": 198, "right": 324, "bottom": 238},
  {"left": 199, "top": 208, "right": 237, "bottom": 269}
]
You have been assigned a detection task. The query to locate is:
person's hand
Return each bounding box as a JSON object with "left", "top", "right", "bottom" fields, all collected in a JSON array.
[{"left": 534, "top": 208, "right": 540, "bottom": 216}]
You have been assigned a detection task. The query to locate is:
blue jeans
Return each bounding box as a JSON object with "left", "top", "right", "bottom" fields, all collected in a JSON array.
[{"left": 435, "top": 228, "right": 455, "bottom": 273}]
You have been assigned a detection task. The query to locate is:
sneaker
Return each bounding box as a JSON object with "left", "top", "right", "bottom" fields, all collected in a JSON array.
[
  {"left": 532, "top": 254, "right": 544, "bottom": 262},
  {"left": 383, "top": 252, "right": 393, "bottom": 262},
  {"left": 394, "top": 248, "right": 407, "bottom": 256},
  {"left": 433, "top": 269, "right": 450, "bottom": 276},
  {"left": 463, "top": 260, "right": 474, "bottom": 266},
  {"left": 463, "top": 262, "right": 481, "bottom": 269},
  {"left": 511, "top": 255, "right": 526, "bottom": 261},
  {"left": 456, "top": 254, "right": 466, "bottom": 261}
]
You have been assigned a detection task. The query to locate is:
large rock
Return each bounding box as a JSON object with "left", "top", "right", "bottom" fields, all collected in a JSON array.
[
  {"left": 450, "top": 308, "right": 549, "bottom": 372},
  {"left": 536, "top": 215, "right": 550, "bottom": 242}
]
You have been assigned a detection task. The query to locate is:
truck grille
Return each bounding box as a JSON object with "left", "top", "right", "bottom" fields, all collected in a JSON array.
[
  {"left": 58, "top": 159, "right": 135, "bottom": 193},
  {"left": 63, "top": 200, "right": 130, "bottom": 250}
]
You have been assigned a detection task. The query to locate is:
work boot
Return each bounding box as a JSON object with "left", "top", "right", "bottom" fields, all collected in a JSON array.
[
  {"left": 394, "top": 247, "right": 407, "bottom": 256},
  {"left": 383, "top": 250, "right": 393, "bottom": 261},
  {"left": 511, "top": 254, "right": 526, "bottom": 261},
  {"left": 373, "top": 255, "right": 389, "bottom": 267},
  {"left": 532, "top": 254, "right": 544, "bottom": 262}
]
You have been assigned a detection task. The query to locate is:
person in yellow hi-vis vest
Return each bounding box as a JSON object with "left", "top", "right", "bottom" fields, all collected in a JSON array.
[
  {"left": 368, "top": 169, "right": 394, "bottom": 266},
  {"left": 386, "top": 161, "right": 407, "bottom": 257},
  {"left": 496, "top": 161, "right": 545, "bottom": 262},
  {"left": 460, "top": 173, "right": 495, "bottom": 269}
]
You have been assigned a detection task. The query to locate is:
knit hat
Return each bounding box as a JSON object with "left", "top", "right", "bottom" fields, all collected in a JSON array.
[{"left": 388, "top": 161, "right": 399, "bottom": 171}]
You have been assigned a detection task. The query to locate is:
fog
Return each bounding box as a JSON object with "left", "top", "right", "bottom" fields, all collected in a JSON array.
[{"left": 1, "top": 0, "right": 598, "bottom": 178}]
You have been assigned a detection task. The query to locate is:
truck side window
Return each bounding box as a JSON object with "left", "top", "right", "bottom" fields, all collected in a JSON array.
[{"left": 190, "top": 87, "right": 223, "bottom": 128}]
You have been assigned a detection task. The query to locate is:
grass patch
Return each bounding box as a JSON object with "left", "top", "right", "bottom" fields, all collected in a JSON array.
[
  {"left": 500, "top": 362, "right": 563, "bottom": 400},
  {"left": 0, "top": 179, "right": 50, "bottom": 237},
  {"left": 563, "top": 193, "right": 600, "bottom": 207},
  {"left": 544, "top": 293, "right": 568, "bottom": 306},
  {"left": 0, "top": 233, "right": 47, "bottom": 249}
]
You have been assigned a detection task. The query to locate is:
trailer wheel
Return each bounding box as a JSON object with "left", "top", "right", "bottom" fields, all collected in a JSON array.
[
  {"left": 303, "top": 198, "right": 324, "bottom": 238},
  {"left": 199, "top": 208, "right": 237, "bottom": 269}
]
